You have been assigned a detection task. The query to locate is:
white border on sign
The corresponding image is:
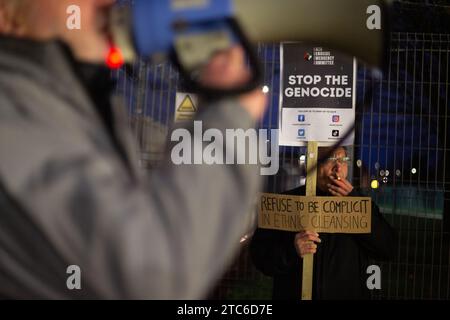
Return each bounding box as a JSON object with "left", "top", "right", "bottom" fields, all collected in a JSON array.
[{"left": 278, "top": 42, "right": 357, "bottom": 147}]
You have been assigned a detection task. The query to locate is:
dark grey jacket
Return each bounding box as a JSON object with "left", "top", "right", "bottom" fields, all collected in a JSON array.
[{"left": 0, "top": 37, "right": 261, "bottom": 299}]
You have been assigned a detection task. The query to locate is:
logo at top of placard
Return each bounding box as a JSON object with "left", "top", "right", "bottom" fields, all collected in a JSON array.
[
  {"left": 313, "top": 47, "right": 335, "bottom": 66},
  {"left": 304, "top": 52, "right": 313, "bottom": 61}
]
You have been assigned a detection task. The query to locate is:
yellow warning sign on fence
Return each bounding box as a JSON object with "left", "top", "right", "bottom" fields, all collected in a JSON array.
[
  {"left": 175, "top": 93, "right": 198, "bottom": 122},
  {"left": 177, "top": 95, "right": 197, "bottom": 112}
]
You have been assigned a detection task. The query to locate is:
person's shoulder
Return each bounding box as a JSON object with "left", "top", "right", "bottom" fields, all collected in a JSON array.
[
  {"left": 282, "top": 185, "right": 305, "bottom": 196},
  {"left": 0, "top": 84, "right": 16, "bottom": 117}
]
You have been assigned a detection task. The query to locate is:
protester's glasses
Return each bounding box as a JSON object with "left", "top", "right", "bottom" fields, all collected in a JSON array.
[{"left": 325, "top": 156, "right": 351, "bottom": 165}]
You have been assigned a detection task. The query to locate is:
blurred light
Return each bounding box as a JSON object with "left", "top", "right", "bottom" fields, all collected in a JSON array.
[
  {"left": 106, "top": 46, "right": 124, "bottom": 69},
  {"left": 380, "top": 170, "right": 385, "bottom": 177},
  {"left": 371, "top": 69, "right": 383, "bottom": 80},
  {"left": 385, "top": 170, "right": 390, "bottom": 177},
  {"left": 356, "top": 159, "right": 362, "bottom": 168},
  {"left": 411, "top": 168, "right": 417, "bottom": 174},
  {"left": 371, "top": 180, "right": 379, "bottom": 189},
  {"left": 240, "top": 234, "right": 249, "bottom": 243},
  {"left": 299, "top": 155, "right": 306, "bottom": 162},
  {"left": 375, "top": 162, "right": 380, "bottom": 170},
  {"left": 382, "top": 177, "right": 388, "bottom": 183},
  {"left": 396, "top": 170, "right": 401, "bottom": 177},
  {"left": 262, "top": 86, "right": 270, "bottom": 94}
]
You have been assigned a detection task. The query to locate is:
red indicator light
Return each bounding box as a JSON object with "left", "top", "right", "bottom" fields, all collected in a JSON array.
[{"left": 106, "top": 46, "right": 124, "bottom": 69}]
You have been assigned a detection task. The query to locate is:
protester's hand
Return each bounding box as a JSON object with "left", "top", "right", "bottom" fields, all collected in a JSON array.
[
  {"left": 294, "top": 231, "right": 321, "bottom": 258},
  {"left": 200, "top": 46, "right": 267, "bottom": 120},
  {"left": 327, "top": 175, "right": 354, "bottom": 196}
]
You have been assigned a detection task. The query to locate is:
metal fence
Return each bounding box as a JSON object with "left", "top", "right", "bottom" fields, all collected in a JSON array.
[{"left": 112, "top": 30, "right": 450, "bottom": 299}]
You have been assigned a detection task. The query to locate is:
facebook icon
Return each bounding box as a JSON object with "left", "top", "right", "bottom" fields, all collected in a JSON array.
[
  {"left": 298, "top": 115, "right": 305, "bottom": 122},
  {"left": 298, "top": 129, "right": 306, "bottom": 137}
]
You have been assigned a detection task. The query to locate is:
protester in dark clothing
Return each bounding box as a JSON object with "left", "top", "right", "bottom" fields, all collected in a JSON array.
[{"left": 250, "top": 147, "right": 397, "bottom": 300}]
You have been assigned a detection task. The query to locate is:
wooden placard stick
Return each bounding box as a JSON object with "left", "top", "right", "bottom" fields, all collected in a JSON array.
[
  {"left": 257, "top": 150, "right": 372, "bottom": 299},
  {"left": 302, "top": 141, "right": 318, "bottom": 300}
]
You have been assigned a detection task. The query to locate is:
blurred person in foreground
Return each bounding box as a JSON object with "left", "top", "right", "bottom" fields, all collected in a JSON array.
[
  {"left": 0, "top": 0, "right": 267, "bottom": 299},
  {"left": 250, "top": 146, "right": 397, "bottom": 300}
]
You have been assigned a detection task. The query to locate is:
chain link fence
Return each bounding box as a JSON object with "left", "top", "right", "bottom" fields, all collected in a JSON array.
[{"left": 112, "top": 8, "right": 449, "bottom": 298}]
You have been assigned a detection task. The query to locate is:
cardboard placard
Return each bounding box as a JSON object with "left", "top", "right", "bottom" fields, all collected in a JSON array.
[{"left": 259, "top": 193, "right": 371, "bottom": 233}]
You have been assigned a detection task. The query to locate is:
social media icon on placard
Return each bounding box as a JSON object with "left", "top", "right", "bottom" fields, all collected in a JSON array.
[
  {"left": 298, "top": 115, "right": 305, "bottom": 122},
  {"left": 298, "top": 129, "right": 306, "bottom": 137},
  {"left": 332, "top": 115, "right": 340, "bottom": 123},
  {"left": 304, "top": 52, "right": 313, "bottom": 61},
  {"left": 332, "top": 130, "right": 340, "bottom": 137}
]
